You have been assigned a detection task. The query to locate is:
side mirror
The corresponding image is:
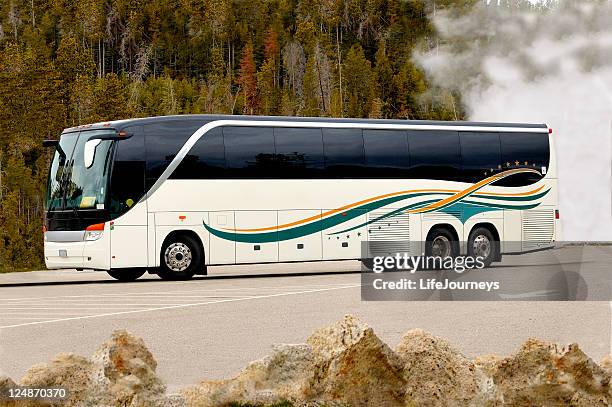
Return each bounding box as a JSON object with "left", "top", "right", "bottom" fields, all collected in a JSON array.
[
  {"left": 43, "top": 139, "right": 59, "bottom": 147},
  {"left": 84, "top": 139, "right": 102, "bottom": 169}
]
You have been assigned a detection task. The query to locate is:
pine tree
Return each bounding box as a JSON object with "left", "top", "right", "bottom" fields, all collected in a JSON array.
[{"left": 343, "top": 44, "right": 373, "bottom": 118}]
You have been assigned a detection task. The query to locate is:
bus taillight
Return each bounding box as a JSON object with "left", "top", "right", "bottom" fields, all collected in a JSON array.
[
  {"left": 555, "top": 209, "right": 560, "bottom": 219},
  {"left": 86, "top": 223, "right": 105, "bottom": 231},
  {"left": 548, "top": 128, "right": 553, "bottom": 134}
]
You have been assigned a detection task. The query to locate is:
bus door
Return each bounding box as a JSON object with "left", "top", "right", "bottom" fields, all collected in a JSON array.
[{"left": 108, "top": 126, "right": 148, "bottom": 269}]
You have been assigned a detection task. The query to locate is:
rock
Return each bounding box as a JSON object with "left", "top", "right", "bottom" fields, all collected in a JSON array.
[
  {"left": 20, "top": 353, "right": 94, "bottom": 406},
  {"left": 0, "top": 375, "right": 18, "bottom": 393},
  {"left": 472, "top": 354, "right": 503, "bottom": 404},
  {"left": 602, "top": 355, "right": 612, "bottom": 375},
  {"left": 6, "top": 318, "right": 612, "bottom": 407},
  {"left": 0, "top": 376, "right": 24, "bottom": 407},
  {"left": 183, "top": 343, "right": 314, "bottom": 407},
  {"left": 484, "top": 338, "right": 611, "bottom": 406},
  {"left": 306, "top": 315, "right": 406, "bottom": 406},
  {"left": 395, "top": 328, "right": 478, "bottom": 406},
  {"left": 90, "top": 329, "right": 182, "bottom": 407},
  {"left": 14, "top": 330, "right": 184, "bottom": 407},
  {"left": 184, "top": 315, "right": 407, "bottom": 407},
  {"left": 0, "top": 375, "right": 17, "bottom": 391}
]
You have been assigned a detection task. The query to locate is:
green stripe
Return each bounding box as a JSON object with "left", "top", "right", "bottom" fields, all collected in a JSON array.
[
  {"left": 472, "top": 189, "right": 549, "bottom": 201},
  {"left": 203, "top": 185, "right": 549, "bottom": 243},
  {"left": 460, "top": 200, "right": 541, "bottom": 210},
  {"left": 204, "top": 192, "right": 433, "bottom": 243}
]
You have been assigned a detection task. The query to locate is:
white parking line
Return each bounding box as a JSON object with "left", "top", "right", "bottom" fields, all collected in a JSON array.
[
  {"left": 3, "top": 295, "right": 253, "bottom": 300},
  {"left": 0, "top": 307, "right": 161, "bottom": 310},
  {"left": 0, "top": 317, "right": 67, "bottom": 320},
  {"left": 0, "top": 298, "right": 248, "bottom": 305},
  {"left": 0, "top": 283, "right": 358, "bottom": 302},
  {"left": 0, "top": 284, "right": 361, "bottom": 329},
  {"left": 0, "top": 311, "right": 103, "bottom": 319}
]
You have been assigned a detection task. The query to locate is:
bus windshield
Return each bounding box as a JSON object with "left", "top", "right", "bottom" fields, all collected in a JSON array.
[{"left": 46, "top": 131, "right": 115, "bottom": 211}]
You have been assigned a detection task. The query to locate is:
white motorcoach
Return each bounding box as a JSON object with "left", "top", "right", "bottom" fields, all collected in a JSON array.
[{"left": 44, "top": 115, "right": 559, "bottom": 281}]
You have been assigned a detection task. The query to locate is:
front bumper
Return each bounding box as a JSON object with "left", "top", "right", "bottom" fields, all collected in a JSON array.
[{"left": 44, "top": 231, "right": 110, "bottom": 270}]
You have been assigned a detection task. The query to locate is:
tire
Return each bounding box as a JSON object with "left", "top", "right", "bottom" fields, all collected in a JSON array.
[
  {"left": 467, "top": 227, "right": 499, "bottom": 268},
  {"left": 425, "top": 227, "right": 459, "bottom": 269},
  {"left": 361, "top": 258, "right": 375, "bottom": 272},
  {"left": 107, "top": 268, "right": 146, "bottom": 282},
  {"left": 158, "top": 234, "right": 203, "bottom": 280}
]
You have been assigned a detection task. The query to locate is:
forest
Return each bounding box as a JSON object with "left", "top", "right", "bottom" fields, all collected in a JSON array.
[{"left": 0, "top": 0, "right": 472, "bottom": 271}]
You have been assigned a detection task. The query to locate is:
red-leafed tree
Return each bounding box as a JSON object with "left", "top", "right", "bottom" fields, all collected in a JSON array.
[
  {"left": 263, "top": 29, "right": 279, "bottom": 63},
  {"left": 238, "top": 43, "right": 259, "bottom": 115}
]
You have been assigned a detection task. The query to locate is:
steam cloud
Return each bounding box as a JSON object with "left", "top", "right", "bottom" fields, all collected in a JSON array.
[{"left": 418, "top": 0, "right": 612, "bottom": 241}]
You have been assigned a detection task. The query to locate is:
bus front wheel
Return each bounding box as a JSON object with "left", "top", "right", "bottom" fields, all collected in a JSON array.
[
  {"left": 158, "top": 234, "right": 202, "bottom": 280},
  {"left": 107, "top": 268, "right": 146, "bottom": 282}
]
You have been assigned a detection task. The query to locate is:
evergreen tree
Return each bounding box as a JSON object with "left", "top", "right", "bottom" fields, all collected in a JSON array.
[
  {"left": 343, "top": 44, "right": 373, "bottom": 118},
  {"left": 0, "top": 0, "right": 468, "bottom": 271}
]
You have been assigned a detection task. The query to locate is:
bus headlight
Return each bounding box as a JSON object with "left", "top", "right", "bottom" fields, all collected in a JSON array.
[
  {"left": 85, "top": 230, "right": 104, "bottom": 241},
  {"left": 85, "top": 223, "right": 105, "bottom": 241}
]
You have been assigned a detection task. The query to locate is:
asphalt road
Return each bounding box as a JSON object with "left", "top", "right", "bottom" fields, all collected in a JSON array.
[{"left": 1, "top": 251, "right": 611, "bottom": 392}]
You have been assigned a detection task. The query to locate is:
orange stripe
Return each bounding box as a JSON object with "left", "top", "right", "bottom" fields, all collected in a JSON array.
[
  {"left": 407, "top": 168, "right": 540, "bottom": 214},
  {"left": 227, "top": 168, "right": 542, "bottom": 232},
  {"left": 475, "top": 184, "right": 544, "bottom": 197},
  {"left": 228, "top": 188, "right": 456, "bottom": 232}
]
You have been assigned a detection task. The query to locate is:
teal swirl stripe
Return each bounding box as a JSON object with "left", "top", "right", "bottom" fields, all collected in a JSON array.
[{"left": 203, "top": 185, "right": 550, "bottom": 244}]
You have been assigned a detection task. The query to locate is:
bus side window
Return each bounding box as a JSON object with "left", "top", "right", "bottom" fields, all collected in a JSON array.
[
  {"left": 223, "top": 126, "right": 276, "bottom": 178},
  {"left": 322, "top": 128, "right": 365, "bottom": 178},
  {"left": 408, "top": 130, "right": 461, "bottom": 181},
  {"left": 460, "top": 132, "right": 501, "bottom": 183},
  {"left": 171, "top": 127, "right": 226, "bottom": 179},
  {"left": 274, "top": 127, "right": 324, "bottom": 178},
  {"left": 363, "top": 130, "right": 410, "bottom": 178},
  {"left": 145, "top": 120, "right": 203, "bottom": 188},
  {"left": 110, "top": 126, "right": 145, "bottom": 217},
  {"left": 495, "top": 132, "right": 550, "bottom": 186}
]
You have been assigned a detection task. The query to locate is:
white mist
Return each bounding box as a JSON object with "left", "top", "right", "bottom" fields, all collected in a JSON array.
[{"left": 419, "top": 1, "right": 612, "bottom": 241}]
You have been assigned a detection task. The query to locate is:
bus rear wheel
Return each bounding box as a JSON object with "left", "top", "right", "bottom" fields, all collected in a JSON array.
[
  {"left": 107, "top": 268, "right": 146, "bottom": 282},
  {"left": 158, "top": 234, "right": 202, "bottom": 280},
  {"left": 425, "top": 227, "right": 459, "bottom": 269},
  {"left": 467, "top": 227, "right": 499, "bottom": 268},
  {"left": 425, "top": 227, "right": 459, "bottom": 258}
]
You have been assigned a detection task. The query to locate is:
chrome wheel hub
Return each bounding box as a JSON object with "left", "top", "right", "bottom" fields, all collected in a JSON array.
[
  {"left": 431, "top": 236, "right": 452, "bottom": 258},
  {"left": 164, "top": 243, "right": 192, "bottom": 272},
  {"left": 472, "top": 235, "right": 491, "bottom": 259}
]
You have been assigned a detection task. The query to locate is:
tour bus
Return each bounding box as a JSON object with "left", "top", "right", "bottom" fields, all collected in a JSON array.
[{"left": 44, "top": 115, "right": 559, "bottom": 281}]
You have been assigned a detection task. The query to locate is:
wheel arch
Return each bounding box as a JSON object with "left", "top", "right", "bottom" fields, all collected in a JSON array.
[
  {"left": 469, "top": 222, "right": 500, "bottom": 242},
  {"left": 160, "top": 229, "right": 206, "bottom": 264},
  {"left": 425, "top": 223, "right": 460, "bottom": 242}
]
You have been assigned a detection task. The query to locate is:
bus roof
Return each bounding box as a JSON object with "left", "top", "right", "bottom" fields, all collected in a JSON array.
[{"left": 61, "top": 114, "right": 548, "bottom": 134}]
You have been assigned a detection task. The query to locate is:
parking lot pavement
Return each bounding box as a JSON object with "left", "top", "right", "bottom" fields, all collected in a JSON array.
[
  {"left": 0, "top": 262, "right": 364, "bottom": 329},
  {"left": 0, "top": 258, "right": 610, "bottom": 390}
]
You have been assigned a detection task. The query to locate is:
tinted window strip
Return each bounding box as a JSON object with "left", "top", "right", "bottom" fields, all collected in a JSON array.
[{"left": 167, "top": 127, "right": 549, "bottom": 182}]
